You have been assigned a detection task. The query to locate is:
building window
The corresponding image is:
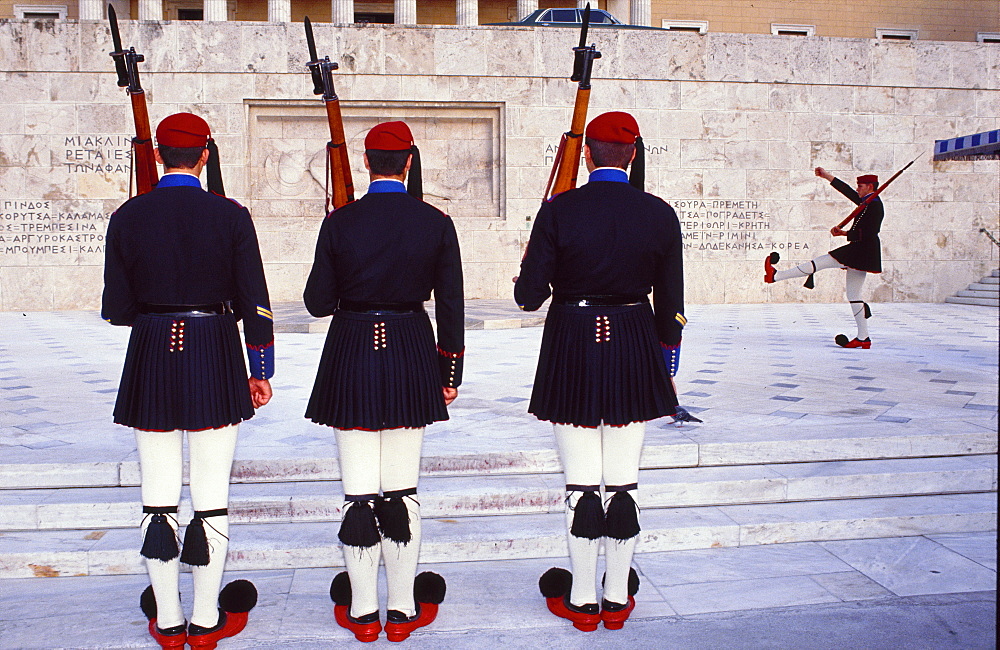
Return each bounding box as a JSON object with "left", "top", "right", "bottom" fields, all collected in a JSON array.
[
  {"left": 662, "top": 20, "right": 708, "bottom": 34},
  {"left": 355, "top": 12, "right": 393, "bottom": 24},
  {"left": 177, "top": 8, "right": 203, "bottom": 19},
  {"left": 14, "top": 4, "right": 67, "bottom": 19},
  {"left": 771, "top": 24, "right": 814, "bottom": 37},
  {"left": 876, "top": 28, "right": 918, "bottom": 41},
  {"left": 978, "top": 32, "right": 1000, "bottom": 43}
]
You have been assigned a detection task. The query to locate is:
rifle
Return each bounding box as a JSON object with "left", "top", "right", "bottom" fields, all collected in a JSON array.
[
  {"left": 304, "top": 17, "right": 354, "bottom": 212},
  {"left": 543, "top": 3, "right": 601, "bottom": 201},
  {"left": 107, "top": 4, "right": 157, "bottom": 196},
  {"left": 835, "top": 155, "right": 921, "bottom": 230}
]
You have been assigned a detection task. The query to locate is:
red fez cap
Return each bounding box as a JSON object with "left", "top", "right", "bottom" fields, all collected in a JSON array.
[
  {"left": 585, "top": 111, "right": 640, "bottom": 144},
  {"left": 857, "top": 174, "right": 879, "bottom": 187},
  {"left": 156, "top": 113, "right": 211, "bottom": 148},
  {"left": 365, "top": 121, "right": 414, "bottom": 151}
]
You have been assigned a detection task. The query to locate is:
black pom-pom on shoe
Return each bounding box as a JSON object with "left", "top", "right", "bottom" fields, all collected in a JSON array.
[
  {"left": 218, "top": 579, "right": 257, "bottom": 614},
  {"left": 414, "top": 571, "right": 446, "bottom": 605},
  {"left": 539, "top": 567, "right": 572, "bottom": 598},
  {"left": 329, "top": 571, "right": 352, "bottom": 606},
  {"left": 140, "top": 585, "right": 157, "bottom": 621}
]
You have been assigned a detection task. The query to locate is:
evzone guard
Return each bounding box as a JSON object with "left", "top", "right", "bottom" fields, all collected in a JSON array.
[
  {"left": 303, "top": 122, "right": 462, "bottom": 642},
  {"left": 516, "top": 112, "right": 686, "bottom": 632},
  {"left": 102, "top": 113, "right": 272, "bottom": 648},
  {"left": 765, "top": 167, "right": 887, "bottom": 349}
]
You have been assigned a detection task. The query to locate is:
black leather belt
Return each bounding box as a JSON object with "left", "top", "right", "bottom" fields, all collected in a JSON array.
[
  {"left": 337, "top": 300, "right": 424, "bottom": 314},
  {"left": 140, "top": 302, "right": 232, "bottom": 317},
  {"left": 552, "top": 295, "right": 648, "bottom": 307}
]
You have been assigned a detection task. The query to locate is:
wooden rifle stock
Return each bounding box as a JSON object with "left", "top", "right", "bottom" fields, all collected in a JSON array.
[
  {"left": 550, "top": 88, "right": 591, "bottom": 197},
  {"left": 324, "top": 98, "right": 354, "bottom": 210},
  {"left": 835, "top": 155, "right": 920, "bottom": 229},
  {"left": 129, "top": 91, "right": 158, "bottom": 195}
]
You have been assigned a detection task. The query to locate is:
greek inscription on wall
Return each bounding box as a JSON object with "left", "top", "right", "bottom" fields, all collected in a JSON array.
[
  {"left": 0, "top": 201, "right": 108, "bottom": 258},
  {"left": 63, "top": 135, "right": 132, "bottom": 175},
  {"left": 673, "top": 199, "right": 809, "bottom": 254},
  {"left": 543, "top": 141, "right": 668, "bottom": 167}
]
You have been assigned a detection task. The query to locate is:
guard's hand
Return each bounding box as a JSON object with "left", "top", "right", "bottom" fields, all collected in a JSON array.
[
  {"left": 814, "top": 167, "right": 833, "bottom": 181},
  {"left": 830, "top": 226, "right": 847, "bottom": 237},
  {"left": 249, "top": 377, "right": 272, "bottom": 408},
  {"left": 442, "top": 387, "right": 458, "bottom": 405}
]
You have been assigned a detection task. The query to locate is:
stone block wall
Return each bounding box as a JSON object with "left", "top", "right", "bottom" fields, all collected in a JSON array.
[{"left": 0, "top": 20, "right": 997, "bottom": 310}]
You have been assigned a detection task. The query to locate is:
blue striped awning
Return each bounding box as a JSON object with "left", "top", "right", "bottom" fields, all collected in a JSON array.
[{"left": 934, "top": 129, "right": 1000, "bottom": 161}]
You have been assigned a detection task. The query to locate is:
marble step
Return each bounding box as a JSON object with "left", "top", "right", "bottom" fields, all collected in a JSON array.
[
  {"left": 978, "top": 276, "right": 998, "bottom": 284},
  {"left": 2, "top": 419, "right": 995, "bottom": 490},
  {"left": 945, "top": 296, "right": 1000, "bottom": 307},
  {"left": 965, "top": 283, "right": 1000, "bottom": 292},
  {"left": 0, "top": 456, "right": 995, "bottom": 533},
  {"left": 958, "top": 287, "right": 999, "bottom": 296},
  {"left": 0, "top": 492, "right": 993, "bottom": 579}
]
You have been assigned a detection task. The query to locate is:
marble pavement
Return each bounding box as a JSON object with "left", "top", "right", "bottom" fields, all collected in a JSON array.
[{"left": 0, "top": 300, "right": 996, "bottom": 647}]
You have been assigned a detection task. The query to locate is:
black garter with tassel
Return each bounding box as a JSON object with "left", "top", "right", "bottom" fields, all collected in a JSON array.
[
  {"left": 180, "top": 508, "right": 228, "bottom": 566},
  {"left": 567, "top": 485, "right": 605, "bottom": 540},
  {"left": 374, "top": 488, "right": 416, "bottom": 544},
  {"left": 339, "top": 497, "right": 381, "bottom": 548},
  {"left": 605, "top": 485, "right": 641, "bottom": 541},
  {"left": 140, "top": 506, "right": 180, "bottom": 561}
]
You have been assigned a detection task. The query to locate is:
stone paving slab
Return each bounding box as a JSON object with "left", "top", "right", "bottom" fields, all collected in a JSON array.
[
  {"left": 0, "top": 535, "right": 993, "bottom": 649},
  {"left": 1, "top": 455, "right": 995, "bottom": 532},
  {"left": 0, "top": 493, "right": 993, "bottom": 580}
]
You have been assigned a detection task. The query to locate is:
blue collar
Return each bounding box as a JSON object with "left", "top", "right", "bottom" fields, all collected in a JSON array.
[
  {"left": 156, "top": 174, "right": 202, "bottom": 189},
  {"left": 367, "top": 179, "right": 407, "bottom": 194},
  {"left": 588, "top": 168, "right": 629, "bottom": 184}
]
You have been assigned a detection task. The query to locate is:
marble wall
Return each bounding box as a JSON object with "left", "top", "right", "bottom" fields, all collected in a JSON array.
[{"left": 0, "top": 20, "right": 997, "bottom": 310}]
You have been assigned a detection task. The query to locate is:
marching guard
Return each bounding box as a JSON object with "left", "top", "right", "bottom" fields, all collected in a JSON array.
[
  {"left": 515, "top": 112, "right": 685, "bottom": 631},
  {"left": 304, "top": 121, "right": 461, "bottom": 642},
  {"left": 765, "top": 167, "right": 885, "bottom": 348},
  {"left": 103, "top": 113, "right": 272, "bottom": 648}
]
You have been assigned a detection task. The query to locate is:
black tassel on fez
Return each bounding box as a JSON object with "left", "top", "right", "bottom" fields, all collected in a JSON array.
[
  {"left": 570, "top": 491, "right": 606, "bottom": 540},
  {"left": 180, "top": 516, "right": 210, "bottom": 566},
  {"left": 374, "top": 496, "right": 412, "bottom": 544},
  {"left": 140, "top": 513, "right": 179, "bottom": 561},
  {"left": 339, "top": 501, "right": 381, "bottom": 548},
  {"left": 605, "top": 491, "right": 641, "bottom": 541}
]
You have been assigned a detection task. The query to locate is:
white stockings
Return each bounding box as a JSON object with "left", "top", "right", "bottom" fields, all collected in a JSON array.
[
  {"left": 336, "top": 427, "right": 425, "bottom": 618},
  {"left": 773, "top": 254, "right": 870, "bottom": 339},
  {"left": 136, "top": 425, "right": 238, "bottom": 629},
  {"left": 554, "top": 421, "right": 644, "bottom": 607}
]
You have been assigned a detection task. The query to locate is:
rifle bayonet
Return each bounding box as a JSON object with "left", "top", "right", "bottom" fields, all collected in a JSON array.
[{"left": 303, "top": 17, "right": 353, "bottom": 210}]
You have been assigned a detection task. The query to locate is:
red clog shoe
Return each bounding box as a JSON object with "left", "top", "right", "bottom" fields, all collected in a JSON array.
[
  {"left": 187, "top": 610, "right": 248, "bottom": 649},
  {"left": 147, "top": 620, "right": 186, "bottom": 648},
  {"left": 539, "top": 567, "right": 600, "bottom": 631},
  {"left": 334, "top": 605, "right": 382, "bottom": 642},
  {"left": 601, "top": 596, "right": 635, "bottom": 630},
  {"left": 835, "top": 334, "right": 871, "bottom": 349},
  {"left": 385, "top": 603, "right": 438, "bottom": 642},
  {"left": 547, "top": 594, "right": 601, "bottom": 632},
  {"left": 764, "top": 252, "right": 779, "bottom": 284}
]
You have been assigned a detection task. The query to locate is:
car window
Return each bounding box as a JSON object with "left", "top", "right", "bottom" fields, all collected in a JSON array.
[
  {"left": 548, "top": 9, "right": 578, "bottom": 22},
  {"left": 590, "top": 11, "right": 611, "bottom": 23}
]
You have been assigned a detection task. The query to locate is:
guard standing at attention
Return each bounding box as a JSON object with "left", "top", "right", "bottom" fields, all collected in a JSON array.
[
  {"left": 515, "top": 111, "right": 685, "bottom": 632},
  {"left": 304, "top": 121, "right": 462, "bottom": 643},
  {"left": 103, "top": 113, "right": 272, "bottom": 648}
]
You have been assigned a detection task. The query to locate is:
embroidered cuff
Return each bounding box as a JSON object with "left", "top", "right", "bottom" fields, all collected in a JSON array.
[
  {"left": 661, "top": 341, "right": 680, "bottom": 377},
  {"left": 247, "top": 341, "right": 274, "bottom": 380},
  {"left": 437, "top": 345, "right": 464, "bottom": 389}
]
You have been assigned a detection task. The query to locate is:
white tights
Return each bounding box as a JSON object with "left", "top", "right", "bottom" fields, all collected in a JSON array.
[
  {"left": 336, "top": 427, "right": 425, "bottom": 619},
  {"left": 774, "top": 254, "right": 870, "bottom": 339},
  {"left": 136, "top": 425, "right": 238, "bottom": 629},
  {"left": 554, "top": 422, "right": 644, "bottom": 607}
]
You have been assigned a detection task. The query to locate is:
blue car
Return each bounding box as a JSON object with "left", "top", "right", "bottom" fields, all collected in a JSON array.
[{"left": 486, "top": 7, "right": 667, "bottom": 30}]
